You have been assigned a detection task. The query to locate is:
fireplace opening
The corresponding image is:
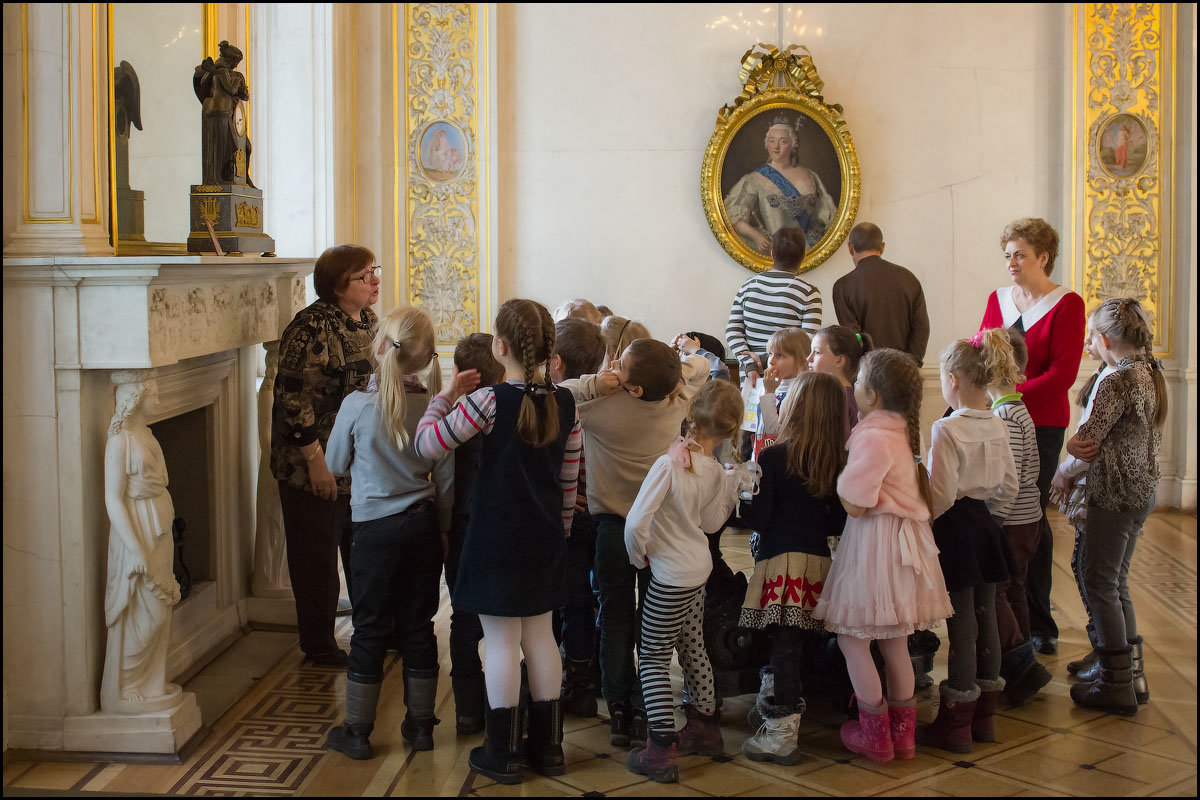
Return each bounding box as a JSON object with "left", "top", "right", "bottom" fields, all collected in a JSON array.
[{"left": 150, "top": 407, "right": 213, "bottom": 587}]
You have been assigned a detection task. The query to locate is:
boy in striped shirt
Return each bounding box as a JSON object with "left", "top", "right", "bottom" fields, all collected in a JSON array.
[{"left": 988, "top": 328, "right": 1053, "bottom": 707}]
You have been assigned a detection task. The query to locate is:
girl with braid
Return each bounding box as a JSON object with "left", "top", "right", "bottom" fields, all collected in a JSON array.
[
  {"left": 414, "top": 299, "right": 583, "bottom": 785},
  {"left": 814, "top": 348, "right": 952, "bottom": 764}
]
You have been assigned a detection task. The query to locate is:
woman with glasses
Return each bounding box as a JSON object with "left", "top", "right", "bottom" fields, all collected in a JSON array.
[{"left": 270, "top": 245, "right": 382, "bottom": 667}]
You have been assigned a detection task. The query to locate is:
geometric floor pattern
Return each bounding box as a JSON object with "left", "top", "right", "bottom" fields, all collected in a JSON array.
[{"left": 4, "top": 510, "right": 1195, "bottom": 796}]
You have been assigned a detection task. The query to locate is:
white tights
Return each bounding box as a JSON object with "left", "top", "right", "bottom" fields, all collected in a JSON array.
[
  {"left": 837, "top": 634, "right": 914, "bottom": 708},
  {"left": 478, "top": 612, "right": 563, "bottom": 708}
]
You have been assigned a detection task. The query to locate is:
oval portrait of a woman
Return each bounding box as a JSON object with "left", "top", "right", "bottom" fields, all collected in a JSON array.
[{"left": 720, "top": 111, "right": 842, "bottom": 255}]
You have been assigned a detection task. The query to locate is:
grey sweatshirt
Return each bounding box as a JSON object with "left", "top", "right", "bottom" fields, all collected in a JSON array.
[{"left": 326, "top": 379, "right": 454, "bottom": 529}]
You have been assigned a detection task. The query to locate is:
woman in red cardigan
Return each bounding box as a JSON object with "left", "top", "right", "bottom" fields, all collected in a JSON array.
[{"left": 979, "top": 218, "right": 1085, "bottom": 669}]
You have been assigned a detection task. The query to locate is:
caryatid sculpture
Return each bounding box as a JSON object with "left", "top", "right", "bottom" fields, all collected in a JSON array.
[{"left": 101, "top": 370, "right": 184, "bottom": 714}]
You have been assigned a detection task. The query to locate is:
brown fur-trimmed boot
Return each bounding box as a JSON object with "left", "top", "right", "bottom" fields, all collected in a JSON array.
[{"left": 916, "top": 682, "right": 980, "bottom": 754}]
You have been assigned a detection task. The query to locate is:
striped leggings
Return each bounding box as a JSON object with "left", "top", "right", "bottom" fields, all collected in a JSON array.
[{"left": 637, "top": 579, "right": 716, "bottom": 733}]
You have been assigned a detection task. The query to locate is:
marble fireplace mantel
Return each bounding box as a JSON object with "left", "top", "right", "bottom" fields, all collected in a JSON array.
[{"left": 2, "top": 254, "right": 315, "bottom": 756}]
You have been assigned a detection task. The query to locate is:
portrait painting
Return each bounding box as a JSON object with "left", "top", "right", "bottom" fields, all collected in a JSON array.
[
  {"left": 719, "top": 109, "right": 842, "bottom": 257},
  {"left": 419, "top": 121, "right": 466, "bottom": 183},
  {"left": 1098, "top": 113, "right": 1149, "bottom": 178},
  {"left": 701, "top": 52, "right": 861, "bottom": 275}
]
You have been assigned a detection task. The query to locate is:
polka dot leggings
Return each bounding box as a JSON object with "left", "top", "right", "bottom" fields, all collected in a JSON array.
[{"left": 638, "top": 580, "right": 715, "bottom": 734}]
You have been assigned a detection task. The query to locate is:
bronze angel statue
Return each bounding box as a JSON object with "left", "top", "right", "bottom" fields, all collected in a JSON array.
[{"left": 193, "top": 40, "right": 255, "bottom": 187}]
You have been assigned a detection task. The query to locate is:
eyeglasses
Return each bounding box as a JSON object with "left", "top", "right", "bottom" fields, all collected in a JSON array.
[{"left": 352, "top": 266, "right": 383, "bottom": 284}]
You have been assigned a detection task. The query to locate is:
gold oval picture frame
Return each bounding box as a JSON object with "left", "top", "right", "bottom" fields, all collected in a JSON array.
[{"left": 701, "top": 47, "right": 861, "bottom": 275}]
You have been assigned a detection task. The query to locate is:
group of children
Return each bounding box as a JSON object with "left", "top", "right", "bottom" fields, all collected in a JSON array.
[{"left": 320, "top": 291, "right": 1166, "bottom": 784}]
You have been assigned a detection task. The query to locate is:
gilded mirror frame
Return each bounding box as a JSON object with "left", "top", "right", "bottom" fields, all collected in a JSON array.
[{"left": 701, "top": 46, "right": 861, "bottom": 275}]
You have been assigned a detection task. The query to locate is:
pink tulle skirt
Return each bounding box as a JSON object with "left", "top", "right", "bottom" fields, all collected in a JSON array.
[{"left": 813, "top": 511, "right": 952, "bottom": 639}]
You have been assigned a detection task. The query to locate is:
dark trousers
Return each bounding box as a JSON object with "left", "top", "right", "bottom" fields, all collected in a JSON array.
[
  {"left": 346, "top": 502, "right": 442, "bottom": 682},
  {"left": 594, "top": 513, "right": 650, "bottom": 707},
  {"left": 770, "top": 627, "right": 815, "bottom": 708},
  {"left": 445, "top": 518, "right": 484, "bottom": 678},
  {"left": 278, "top": 481, "right": 354, "bottom": 657},
  {"left": 996, "top": 520, "right": 1041, "bottom": 651},
  {"left": 1081, "top": 499, "right": 1153, "bottom": 650},
  {"left": 561, "top": 510, "right": 599, "bottom": 661},
  {"left": 947, "top": 584, "right": 1001, "bottom": 692},
  {"left": 1027, "top": 426, "right": 1066, "bottom": 640}
]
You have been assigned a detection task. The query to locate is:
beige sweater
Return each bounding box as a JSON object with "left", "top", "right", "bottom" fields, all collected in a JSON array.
[{"left": 562, "top": 354, "right": 708, "bottom": 519}]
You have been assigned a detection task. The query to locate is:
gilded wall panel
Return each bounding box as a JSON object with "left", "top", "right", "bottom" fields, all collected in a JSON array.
[
  {"left": 403, "top": 3, "right": 483, "bottom": 347},
  {"left": 1073, "top": 3, "right": 1175, "bottom": 354}
]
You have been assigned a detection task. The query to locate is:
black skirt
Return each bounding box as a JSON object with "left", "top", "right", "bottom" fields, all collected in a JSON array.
[{"left": 932, "top": 497, "right": 1012, "bottom": 593}]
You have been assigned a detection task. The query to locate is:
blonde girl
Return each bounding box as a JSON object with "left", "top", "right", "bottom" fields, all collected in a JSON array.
[
  {"left": 1065, "top": 298, "right": 1166, "bottom": 715},
  {"left": 414, "top": 298, "right": 583, "bottom": 785},
  {"left": 813, "top": 349, "right": 952, "bottom": 764},
  {"left": 808, "top": 325, "right": 874, "bottom": 432},
  {"left": 916, "top": 329, "right": 1019, "bottom": 754},
  {"left": 623, "top": 380, "right": 743, "bottom": 783},
  {"left": 324, "top": 307, "right": 453, "bottom": 760},
  {"left": 601, "top": 314, "right": 651, "bottom": 364},
  {"left": 755, "top": 327, "right": 811, "bottom": 455}
]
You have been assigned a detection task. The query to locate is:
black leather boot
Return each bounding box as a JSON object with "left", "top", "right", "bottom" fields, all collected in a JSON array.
[
  {"left": 469, "top": 706, "right": 524, "bottom": 785},
  {"left": 1070, "top": 646, "right": 1137, "bottom": 715},
  {"left": 326, "top": 678, "right": 381, "bottom": 760},
  {"left": 400, "top": 675, "right": 440, "bottom": 751},
  {"left": 608, "top": 699, "right": 631, "bottom": 747},
  {"left": 452, "top": 673, "right": 486, "bottom": 735},
  {"left": 524, "top": 698, "right": 566, "bottom": 776},
  {"left": 561, "top": 658, "right": 599, "bottom": 717}
]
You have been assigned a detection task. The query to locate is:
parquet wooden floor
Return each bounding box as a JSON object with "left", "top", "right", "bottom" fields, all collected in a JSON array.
[{"left": 4, "top": 510, "right": 1196, "bottom": 796}]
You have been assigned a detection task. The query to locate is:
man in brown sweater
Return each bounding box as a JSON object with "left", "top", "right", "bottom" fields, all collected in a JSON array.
[{"left": 832, "top": 222, "right": 931, "bottom": 365}]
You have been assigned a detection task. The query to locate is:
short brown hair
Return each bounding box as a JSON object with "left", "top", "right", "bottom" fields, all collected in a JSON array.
[
  {"left": 772, "top": 227, "right": 807, "bottom": 271},
  {"left": 313, "top": 244, "right": 374, "bottom": 304},
  {"left": 624, "top": 338, "right": 681, "bottom": 402},
  {"left": 1000, "top": 328, "right": 1029, "bottom": 373},
  {"left": 848, "top": 222, "right": 884, "bottom": 253},
  {"left": 554, "top": 318, "right": 606, "bottom": 379},
  {"left": 454, "top": 333, "right": 504, "bottom": 386},
  {"left": 1001, "top": 218, "right": 1059, "bottom": 275}
]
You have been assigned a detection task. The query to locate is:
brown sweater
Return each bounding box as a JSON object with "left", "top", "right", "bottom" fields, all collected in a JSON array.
[
  {"left": 832, "top": 255, "right": 930, "bottom": 365},
  {"left": 562, "top": 354, "right": 708, "bottom": 519}
]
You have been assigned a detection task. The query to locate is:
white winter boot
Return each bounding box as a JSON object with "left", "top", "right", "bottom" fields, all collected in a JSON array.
[
  {"left": 747, "top": 667, "right": 774, "bottom": 729},
  {"left": 741, "top": 695, "right": 804, "bottom": 766}
]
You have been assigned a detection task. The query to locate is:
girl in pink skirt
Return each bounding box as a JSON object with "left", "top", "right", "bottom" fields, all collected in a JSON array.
[{"left": 813, "top": 349, "right": 953, "bottom": 763}]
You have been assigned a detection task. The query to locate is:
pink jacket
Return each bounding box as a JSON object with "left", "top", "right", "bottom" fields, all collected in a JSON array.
[{"left": 836, "top": 410, "right": 930, "bottom": 522}]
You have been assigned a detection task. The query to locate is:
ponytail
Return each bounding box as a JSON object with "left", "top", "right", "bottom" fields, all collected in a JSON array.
[
  {"left": 941, "top": 328, "right": 1019, "bottom": 388},
  {"left": 374, "top": 306, "right": 438, "bottom": 448},
  {"left": 859, "top": 348, "right": 932, "bottom": 515},
  {"left": 818, "top": 325, "right": 873, "bottom": 384}
]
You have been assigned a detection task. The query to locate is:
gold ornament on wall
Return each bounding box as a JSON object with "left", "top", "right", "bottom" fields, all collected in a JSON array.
[
  {"left": 701, "top": 44, "right": 861, "bottom": 274},
  {"left": 1072, "top": 3, "right": 1175, "bottom": 354},
  {"left": 403, "top": 3, "right": 482, "bottom": 347}
]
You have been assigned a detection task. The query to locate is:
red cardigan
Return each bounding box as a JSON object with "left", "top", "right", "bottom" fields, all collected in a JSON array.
[{"left": 979, "top": 287, "right": 1085, "bottom": 428}]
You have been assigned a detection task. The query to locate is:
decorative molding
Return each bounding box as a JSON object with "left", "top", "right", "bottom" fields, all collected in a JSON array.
[
  {"left": 1072, "top": 3, "right": 1175, "bottom": 355},
  {"left": 402, "top": 3, "right": 484, "bottom": 348}
]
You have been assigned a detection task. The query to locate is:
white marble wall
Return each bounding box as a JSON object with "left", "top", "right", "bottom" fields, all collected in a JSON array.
[{"left": 497, "top": 3, "right": 1066, "bottom": 349}]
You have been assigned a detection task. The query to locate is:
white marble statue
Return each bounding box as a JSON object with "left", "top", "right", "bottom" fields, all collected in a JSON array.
[
  {"left": 101, "top": 370, "right": 184, "bottom": 714},
  {"left": 252, "top": 342, "right": 292, "bottom": 597}
]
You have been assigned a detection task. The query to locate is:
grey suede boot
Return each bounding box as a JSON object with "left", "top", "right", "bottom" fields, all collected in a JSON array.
[
  {"left": 326, "top": 678, "right": 382, "bottom": 760},
  {"left": 401, "top": 675, "right": 441, "bottom": 751}
]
